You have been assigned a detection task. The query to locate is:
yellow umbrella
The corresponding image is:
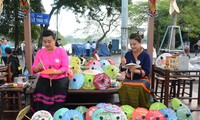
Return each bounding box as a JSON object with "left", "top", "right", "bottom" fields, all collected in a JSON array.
[{"left": 16, "top": 105, "right": 31, "bottom": 120}]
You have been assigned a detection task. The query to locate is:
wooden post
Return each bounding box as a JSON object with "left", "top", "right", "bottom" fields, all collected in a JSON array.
[{"left": 23, "top": 0, "right": 32, "bottom": 75}]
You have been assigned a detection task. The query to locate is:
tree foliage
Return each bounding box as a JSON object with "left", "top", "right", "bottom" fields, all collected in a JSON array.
[
  {"left": 0, "top": 0, "right": 44, "bottom": 49},
  {"left": 129, "top": 0, "right": 200, "bottom": 51}
]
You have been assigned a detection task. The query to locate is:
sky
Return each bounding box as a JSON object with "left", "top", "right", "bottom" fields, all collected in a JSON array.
[{"left": 41, "top": 0, "right": 147, "bottom": 37}]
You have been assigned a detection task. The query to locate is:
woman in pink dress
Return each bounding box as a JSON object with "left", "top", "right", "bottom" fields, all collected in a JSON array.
[{"left": 31, "top": 30, "right": 69, "bottom": 114}]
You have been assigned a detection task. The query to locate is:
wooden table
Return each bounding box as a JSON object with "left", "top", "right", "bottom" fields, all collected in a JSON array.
[
  {"left": 151, "top": 65, "right": 200, "bottom": 107},
  {"left": 65, "top": 89, "right": 119, "bottom": 108}
]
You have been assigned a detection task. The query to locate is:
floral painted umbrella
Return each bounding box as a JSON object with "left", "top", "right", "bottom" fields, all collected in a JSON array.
[
  {"left": 75, "top": 106, "right": 88, "bottom": 119},
  {"left": 31, "top": 110, "right": 53, "bottom": 120},
  {"left": 86, "top": 106, "right": 99, "bottom": 120},
  {"left": 171, "top": 98, "right": 182, "bottom": 110},
  {"left": 93, "top": 73, "right": 111, "bottom": 90}
]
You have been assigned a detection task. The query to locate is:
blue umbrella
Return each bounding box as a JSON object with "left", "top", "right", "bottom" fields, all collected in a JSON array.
[
  {"left": 53, "top": 108, "right": 69, "bottom": 120},
  {"left": 100, "top": 59, "right": 110, "bottom": 71},
  {"left": 62, "top": 110, "right": 83, "bottom": 120},
  {"left": 69, "top": 73, "right": 84, "bottom": 89},
  {"left": 159, "top": 108, "right": 178, "bottom": 120},
  {"left": 176, "top": 104, "right": 194, "bottom": 120}
]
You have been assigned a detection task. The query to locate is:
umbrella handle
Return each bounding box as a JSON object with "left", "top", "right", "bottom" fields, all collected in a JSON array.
[
  {"left": 25, "top": 115, "right": 31, "bottom": 120},
  {"left": 50, "top": 78, "right": 52, "bottom": 87}
]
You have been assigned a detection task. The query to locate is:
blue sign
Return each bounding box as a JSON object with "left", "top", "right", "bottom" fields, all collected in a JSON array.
[{"left": 31, "top": 12, "right": 50, "bottom": 25}]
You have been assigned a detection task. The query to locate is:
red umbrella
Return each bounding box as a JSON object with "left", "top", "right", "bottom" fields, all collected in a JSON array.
[
  {"left": 93, "top": 73, "right": 111, "bottom": 90},
  {"left": 86, "top": 106, "right": 99, "bottom": 120},
  {"left": 132, "top": 107, "right": 148, "bottom": 120},
  {"left": 145, "top": 110, "right": 165, "bottom": 120}
]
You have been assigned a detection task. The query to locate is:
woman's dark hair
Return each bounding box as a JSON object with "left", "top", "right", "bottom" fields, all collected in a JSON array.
[
  {"left": 129, "top": 33, "right": 142, "bottom": 43},
  {"left": 42, "top": 29, "right": 55, "bottom": 39}
]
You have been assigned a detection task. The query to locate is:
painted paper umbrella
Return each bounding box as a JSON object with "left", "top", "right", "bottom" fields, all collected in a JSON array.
[
  {"left": 69, "top": 73, "right": 84, "bottom": 89},
  {"left": 62, "top": 110, "right": 83, "bottom": 120},
  {"left": 82, "top": 73, "right": 95, "bottom": 90},
  {"left": 96, "top": 103, "right": 105, "bottom": 108},
  {"left": 132, "top": 107, "right": 148, "bottom": 120},
  {"left": 70, "top": 56, "right": 81, "bottom": 66},
  {"left": 102, "top": 103, "right": 122, "bottom": 113},
  {"left": 75, "top": 106, "right": 88, "bottom": 119},
  {"left": 159, "top": 108, "right": 178, "bottom": 120},
  {"left": 100, "top": 59, "right": 110, "bottom": 71},
  {"left": 93, "top": 73, "right": 111, "bottom": 90},
  {"left": 120, "top": 105, "right": 134, "bottom": 119},
  {"left": 70, "top": 63, "right": 81, "bottom": 74},
  {"left": 92, "top": 108, "right": 115, "bottom": 120},
  {"left": 31, "top": 110, "right": 53, "bottom": 120},
  {"left": 86, "top": 106, "right": 99, "bottom": 120},
  {"left": 112, "top": 111, "right": 128, "bottom": 120},
  {"left": 176, "top": 104, "right": 194, "bottom": 120},
  {"left": 149, "top": 102, "right": 167, "bottom": 110},
  {"left": 106, "top": 58, "right": 115, "bottom": 65},
  {"left": 155, "top": 53, "right": 171, "bottom": 68},
  {"left": 105, "top": 65, "right": 119, "bottom": 78},
  {"left": 16, "top": 105, "right": 30, "bottom": 120},
  {"left": 89, "top": 65, "right": 104, "bottom": 72},
  {"left": 40, "top": 68, "right": 60, "bottom": 75},
  {"left": 53, "top": 108, "right": 69, "bottom": 120},
  {"left": 85, "top": 60, "right": 101, "bottom": 68},
  {"left": 171, "top": 98, "right": 182, "bottom": 110},
  {"left": 145, "top": 110, "right": 165, "bottom": 120}
]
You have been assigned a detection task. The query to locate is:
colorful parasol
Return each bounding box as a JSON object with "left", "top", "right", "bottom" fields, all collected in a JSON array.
[
  {"left": 93, "top": 73, "right": 111, "bottom": 90},
  {"left": 16, "top": 105, "right": 31, "bottom": 120},
  {"left": 85, "top": 60, "right": 101, "bottom": 68},
  {"left": 171, "top": 98, "right": 182, "bottom": 110},
  {"left": 159, "top": 108, "right": 178, "bottom": 120},
  {"left": 31, "top": 110, "right": 53, "bottom": 120},
  {"left": 112, "top": 111, "right": 127, "bottom": 120},
  {"left": 149, "top": 102, "right": 167, "bottom": 110},
  {"left": 40, "top": 68, "right": 60, "bottom": 86},
  {"left": 75, "top": 106, "right": 88, "bottom": 119},
  {"left": 82, "top": 73, "right": 95, "bottom": 90},
  {"left": 176, "top": 104, "right": 193, "bottom": 120},
  {"left": 69, "top": 73, "right": 84, "bottom": 89},
  {"left": 92, "top": 108, "right": 114, "bottom": 120},
  {"left": 155, "top": 53, "right": 172, "bottom": 69},
  {"left": 53, "top": 108, "right": 69, "bottom": 120},
  {"left": 61, "top": 110, "right": 83, "bottom": 120},
  {"left": 69, "top": 56, "right": 81, "bottom": 66},
  {"left": 105, "top": 65, "right": 119, "bottom": 79},
  {"left": 70, "top": 63, "right": 81, "bottom": 74},
  {"left": 86, "top": 106, "right": 99, "bottom": 120},
  {"left": 102, "top": 103, "right": 122, "bottom": 113},
  {"left": 106, "top": 58, "right": 115, "bottom": 65},
  {"left": 120, "top": 105, "right": 134, "bottom": 119},
  {"left": 100, "top": 59, "right": 111, "bottom": 71},
  {"left": 132, "top": 107, "right": 148, "bottom": 120},
  {"left": 145, "top": 110, "right": 165, "bottom": 120},
  {"left": 89, "top": 65, "right": 104, "bottom": 72}
]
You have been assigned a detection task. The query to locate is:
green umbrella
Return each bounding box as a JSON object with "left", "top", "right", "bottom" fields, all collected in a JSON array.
[
  {"left": 120, "top": 105, "right": 134, "bottom": 119},
  {"left": 171, "top": 98, "right": 182, "bottom": 110},
  {"left": 149, "top": 102, "right": 167, "bottom": 110}
]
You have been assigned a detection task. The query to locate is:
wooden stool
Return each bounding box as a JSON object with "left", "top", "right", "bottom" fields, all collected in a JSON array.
[
  {"left": 177, "top": 77, "right": 195, "bottom": 102},
  {"left": 155, "top": 76, "right": 178, "bottom": 102},
  {"left": 0, "top": 87, "right": 25, "bottom": 119}
]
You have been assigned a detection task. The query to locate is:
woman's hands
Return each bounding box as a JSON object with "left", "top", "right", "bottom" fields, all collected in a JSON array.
[
  {"left": 33, "top": 62, "right": 45, "bottom": 73},
  {"left": 121, "top": 57, "right": 126, "bottom": 66}
]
